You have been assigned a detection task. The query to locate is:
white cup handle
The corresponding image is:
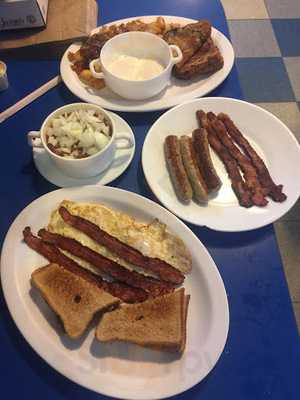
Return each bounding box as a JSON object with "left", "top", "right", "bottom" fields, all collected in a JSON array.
[
  {"left": 27, "top": 131, "right": 43, "bottom": 148},
  {"left": 169, "top": 45, "right": 183, "bottom": 65},
  {"left": 89, "top": 59, "right": 105, "bottom": 79},
  {"left": 115, "top": 132, "right": 134, "bottom": 150}
]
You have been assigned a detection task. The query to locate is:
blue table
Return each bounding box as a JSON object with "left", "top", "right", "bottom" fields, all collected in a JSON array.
[{"left": 0, "top": 1, "right": 299, "bottom": 399}]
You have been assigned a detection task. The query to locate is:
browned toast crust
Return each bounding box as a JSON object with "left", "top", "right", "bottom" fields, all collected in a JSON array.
[
  {"left": 180, "top": 294, "right": 190, "bottom": 353},
  {"left": 164, "top": 20, "right": 212, "bottom": 69},
  {"left": 32, "top": 263, "right": 120, "bottom": 338},
  {"left": 96, "top": 289, "right": 188, "bottom": 353},
  {"left": 174, "top": 38, "right": 224, "bottom": 79}
]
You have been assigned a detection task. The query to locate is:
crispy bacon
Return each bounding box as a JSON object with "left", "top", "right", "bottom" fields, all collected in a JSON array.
[
  {"left": 197, "top": 110, "right": 252, "bottom": 207},
  {"left": 38, "top": 229, "right": 174, "bottom": 297},
  {"left": 58, "top": 207, "right": 185, "bottom": 285},
  {"left": 207, "top": 112, "right": 268, "bottom": 207},
  {"left": 23, "top": 227, "right": 148, "bottom": 303},
  {"left": 218, "top": 113, "right": 287, "bottom": 202}
]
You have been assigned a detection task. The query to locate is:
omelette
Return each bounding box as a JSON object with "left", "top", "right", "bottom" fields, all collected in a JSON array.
[{"left": 48, "top": 200, "right": 192, "bottom": 276}]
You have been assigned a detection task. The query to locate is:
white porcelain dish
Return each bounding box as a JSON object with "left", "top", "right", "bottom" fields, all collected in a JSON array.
[
  {"left": 32, "top": 112, "right": 135, "bottom": 187},
  {"left": 27, "top": 103, "right": 133, "bottom": 179},
  {"left": 60, "top": 15, "right": 234, "bottom": 112},
  {"left": 1, "top": 185, "right": 229, "bottom": 400},
  {"left": 90, "top": 31, "right": 183, "bottom": 100},
  {"left": 142, "top": 97, "right": 300, "bottom": 231}
]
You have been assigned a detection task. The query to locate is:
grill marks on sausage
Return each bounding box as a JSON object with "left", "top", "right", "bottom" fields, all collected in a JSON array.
[
  {"left": 192, "top": 128, "right": 221, "bottom": 193},
  {"left": 179, "top": 135, "right": 208, "bottom": 202},
  {"left": 38, "top": 229, "right": 174, "bottom": 297},
  {"left": 23, "top": 227, "right": 148, "bottom": 303},
  {"left": 59, "top": 206, "right": 185, "bottom": 285},
  {"left": 164, "top": 135, "right": 193, "bottom": 203}
]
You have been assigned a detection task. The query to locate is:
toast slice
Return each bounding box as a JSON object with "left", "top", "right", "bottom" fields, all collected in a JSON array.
[
  {"left": 96, "top": 288, "right": 189, "bottom": 353},
  {"left": 180, "top": 293, "right": 190, "bottom": 354},
  {"left": 32, "top": 263, "right": 120, "bottom": 338},
  {"left": 174, "top": 38, "right": 224, "bottom": 79},
  {"left": 164, "top": 20, "right": 212, "bottom": 70}
]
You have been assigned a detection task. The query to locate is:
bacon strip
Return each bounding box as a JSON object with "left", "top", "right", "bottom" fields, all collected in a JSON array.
[
  {"left": 38, "top": 229, "right": 174, "bottom": 297},
  {"left": 218, "top": 113, "right": 287, "bottom": 202},
  {"left": 207, "top": 112, "right": 268, "bottom": 207},
  {"left": 23, "top": 227, "right": 148, "bottom": 303},
  {"left": 197, "top": 110, "right": 252, "bottom": 207},
  {"left": 59, "top": 207, "right": 185, "bottom": 285}
]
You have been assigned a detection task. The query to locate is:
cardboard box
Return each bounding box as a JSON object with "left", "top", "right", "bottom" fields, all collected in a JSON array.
[
  {"left": 0, "top": 0, "right": 98, "bottom": 58},
  {"left": 0, "top": 0, "right": 48, "bottom": 31}
]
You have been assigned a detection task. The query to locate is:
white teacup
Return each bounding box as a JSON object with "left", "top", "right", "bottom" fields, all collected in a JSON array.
[
  {"left": 27, "top": 103, "right": 133, "bottom": 179},
  {"left": 89, "top": 31, "right": 183, "bottom": 100}
]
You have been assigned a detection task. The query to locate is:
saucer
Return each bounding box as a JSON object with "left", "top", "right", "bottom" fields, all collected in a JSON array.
[{"left": 32, "top": 112, "right": 135, "bottom": 187}]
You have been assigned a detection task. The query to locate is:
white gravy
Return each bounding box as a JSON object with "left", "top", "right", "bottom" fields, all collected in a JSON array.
[{"left": 107, "top": 55, "right": 164, "bottom": 80}]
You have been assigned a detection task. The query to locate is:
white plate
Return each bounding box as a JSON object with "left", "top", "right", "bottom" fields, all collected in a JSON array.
[
  {"left": 32, "top": 112, "right": 135, "bottom": 187},
  {"left": 60, "top": 16, "right": 234, "bottom": 112},
  {"left": 1, "top": 185, "right": 229, "bottom": 400},
  {"left": 142, "top": 97, "right": 300, "bottom": 231}
]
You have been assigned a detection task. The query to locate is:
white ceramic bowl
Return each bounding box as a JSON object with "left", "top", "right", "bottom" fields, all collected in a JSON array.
[
  {"left": 89, "top": 31, "right": 183, "bottom": 100},
  {"left": 27, "top": 103, "right": 133, "bottom": 179}
]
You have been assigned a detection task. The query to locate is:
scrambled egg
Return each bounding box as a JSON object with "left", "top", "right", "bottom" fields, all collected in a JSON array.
[{"left": 48, "top": 200, "right": 192, "bottom": 275}]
